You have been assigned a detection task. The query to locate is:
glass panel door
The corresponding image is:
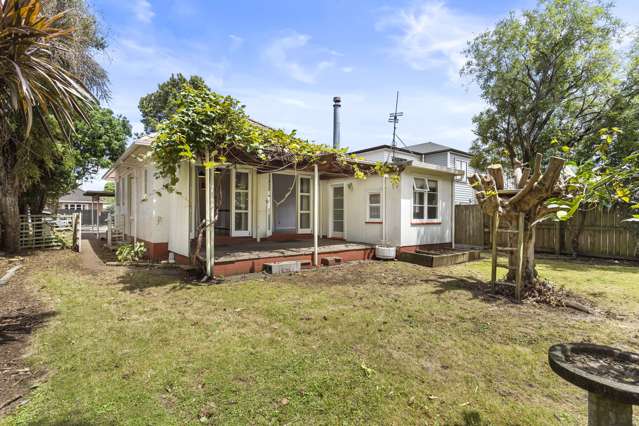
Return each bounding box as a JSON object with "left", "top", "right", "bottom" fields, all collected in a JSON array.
[
  {"left": 331, "top": 185, "right": 344, "bottom": 238},
  {"left": 232, "top": 170, "right": 251, "bottom": 236},
  {"left": 298, "top": 176, "right": 312, "bottom": 233}
]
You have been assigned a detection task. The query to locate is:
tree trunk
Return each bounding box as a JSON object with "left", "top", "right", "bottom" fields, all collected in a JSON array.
[
  {"left": 506, "top": 219, "right": 537, "bottom": 286},
  {"left": 0, "top": 177, "right": 21, "bottom": 253}
]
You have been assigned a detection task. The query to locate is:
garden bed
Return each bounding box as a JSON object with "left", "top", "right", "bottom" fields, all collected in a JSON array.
[{"left": 399, "top": 248, "right": 481, "bottom": 267}]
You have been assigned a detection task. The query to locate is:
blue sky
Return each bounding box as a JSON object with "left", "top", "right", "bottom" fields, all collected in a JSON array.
[{"left": 84, "top": 0, "right": 639, "bottom": 189}]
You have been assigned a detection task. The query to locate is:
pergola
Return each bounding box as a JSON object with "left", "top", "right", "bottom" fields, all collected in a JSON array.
[
  {"left": 83, "top": 190, "right": 114, "bottom": 238},
  {"left": 201, "top": 150, "right": 398, "bottom": 278}
]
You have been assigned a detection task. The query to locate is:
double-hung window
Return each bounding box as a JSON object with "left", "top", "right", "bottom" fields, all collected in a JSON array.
[
  {"left": 413, "top": 177, "right": 438, "bottom": 221},
  {"left": 367, "top": 192, "right": 382, "bottom": 221}
]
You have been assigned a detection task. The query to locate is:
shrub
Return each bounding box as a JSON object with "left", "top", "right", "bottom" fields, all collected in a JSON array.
[{"left": 116, "top": 242, "right": 147, "bottom": 262}]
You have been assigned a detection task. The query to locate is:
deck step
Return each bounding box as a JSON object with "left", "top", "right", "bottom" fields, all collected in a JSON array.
[{"left": 321, "top": 256, "right": 342, "bottom": 266}]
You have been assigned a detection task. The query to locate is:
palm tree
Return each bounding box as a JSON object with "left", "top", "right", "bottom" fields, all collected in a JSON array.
[{"left": 0, "top": 0, "right": 94, "bottom": 252}]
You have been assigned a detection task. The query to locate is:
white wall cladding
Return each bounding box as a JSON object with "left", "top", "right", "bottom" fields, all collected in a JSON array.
[
  {"left": 168, "top": 162, "right": 192, "bottom": 257},
  {"left": 400, "top": 170, "right": 453, "bottom": 247}
]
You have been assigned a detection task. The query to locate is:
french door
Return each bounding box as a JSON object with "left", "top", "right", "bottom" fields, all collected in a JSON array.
[
  {"left": 297, "top": 176, "right": 312, "bottom": 234},
  {"left": 231, "top": 169, "right": 251, "bottom": 237},
  {"left": 330, "top": 184, "right": 345, "bottom": 238}
]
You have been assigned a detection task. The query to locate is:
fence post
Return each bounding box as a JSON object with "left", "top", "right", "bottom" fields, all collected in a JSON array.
[{"left": 107, "top": 213, "right": 112, "bottom": 248}]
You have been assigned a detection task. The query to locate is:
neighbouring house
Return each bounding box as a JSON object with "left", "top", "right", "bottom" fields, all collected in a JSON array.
[
  {"left": 351, "top": 142, "right": 477, "bottom": 204},
  {"left": 55, "top": 188, "right": 114, "bottom": 230},
  {"left": 103, "top": 103, "right": 463, "bottom": 275}
]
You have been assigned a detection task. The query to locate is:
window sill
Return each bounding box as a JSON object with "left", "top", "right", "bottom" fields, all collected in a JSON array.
[
  {"left": 411, "top": 220, "right": 441, "bottom": 225},
  {"left": 365, "top": 220, "right": 383, "bottom": 224}
]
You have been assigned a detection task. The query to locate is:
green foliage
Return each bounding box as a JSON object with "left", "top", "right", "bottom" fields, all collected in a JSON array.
[
  {"left": 71, "top": 107, "right": 131, "bottom": 178},
  {"left": 104, "top": 182, "right": 115, "bottom": 193},
  {"left": 153, "top": 85, "right": 383, "bottom": 191},
  {"left": 462, "top": 0, "right": 623, "bottom": 169},
  {"left": 116, "top": 242, "right": 147, "bottom": 263},
  {"left": 545, "top": 128, "right": 639, "bottom": 221},
  {"left": 138, "top": 73, "right": 209, "bottom": 134}
]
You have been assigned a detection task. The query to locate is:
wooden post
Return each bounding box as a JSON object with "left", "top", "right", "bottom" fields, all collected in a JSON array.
[
  {"left": 490, "top": 212, "right": 499, "bottom": 291},
  {"left": 107, "top": 213, "right": 112, "bottom": 248},
  {"left": 313, "top": 164, "right": 319, "bottom": 266},
  {"left": 205, "top": 151, "right": 212, "bottom": 278},
  {"left": 515, "top": 212, "right": 525, "bottom": 303}
]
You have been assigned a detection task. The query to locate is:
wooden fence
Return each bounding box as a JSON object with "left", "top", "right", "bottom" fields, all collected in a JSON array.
[
  {"left": 455, "top": 204, "right": 639, "bottom": 260},
  {"left": 19, "top": 214, "right": 81, "bottom": 251}
]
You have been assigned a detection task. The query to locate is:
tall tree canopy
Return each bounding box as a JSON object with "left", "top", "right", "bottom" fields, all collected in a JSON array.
[
  {"left": 463, "top": 0, "right": 623, "bottom": 171},
  {"left": 0, "top": 0, "right": 96, "bottom": 252},
  {"left": 138, "top": 73, "right": 209, "bottom": 134}
]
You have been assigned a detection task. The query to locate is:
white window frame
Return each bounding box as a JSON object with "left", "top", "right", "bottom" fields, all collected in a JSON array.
[
  {"left": 143, "top": 168, "right": 149, "bottom": 198},
  {"left": 366, "top": 191, "right": 383, "bottom": 222},
  {"left": 455, "top": 158, "right": 468, "bottom": 182},
  {"left": 297, "top": 176, "right": 313, "bottom": 234},
  {"left": 412, "top": 177, "right": 439, "bottom": 222},
  {"left": 231, "top": 168, "right": 251, "bottom": 237}
]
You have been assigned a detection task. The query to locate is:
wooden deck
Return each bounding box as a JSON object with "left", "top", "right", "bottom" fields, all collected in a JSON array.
[{"left": 206, "top": 239, "right": 375, "bottom": 276}]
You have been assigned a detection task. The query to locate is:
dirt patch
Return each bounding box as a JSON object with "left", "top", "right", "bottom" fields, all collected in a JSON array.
[{"left": 0, "top": 255, "right": 53, "bottom": 415}]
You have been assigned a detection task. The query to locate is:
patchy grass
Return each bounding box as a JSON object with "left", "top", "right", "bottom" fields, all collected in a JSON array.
[
  {"left": 464, "top": 254, "right": 639, "bottom": 314},
  {"left": 2, "top": 252, "right": 638, "bottom": 425}
]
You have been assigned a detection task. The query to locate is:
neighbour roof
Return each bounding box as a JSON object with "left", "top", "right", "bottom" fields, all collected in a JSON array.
[
  {"left": 405, "top": 141, "right": 470, "bottom": 156},
  {"left": 350, "top": 142, "right": 470, "bottom": 157},
  {"left": 59, "top": 188, "right": 94, "bottom": 203}
]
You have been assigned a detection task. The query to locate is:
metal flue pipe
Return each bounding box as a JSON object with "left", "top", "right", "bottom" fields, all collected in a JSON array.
[{"left": 333, "top": 96, "right": 341, "bottom": 149}]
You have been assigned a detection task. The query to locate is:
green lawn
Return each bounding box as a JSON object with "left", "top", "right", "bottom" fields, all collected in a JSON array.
[{"left": 3, "top": 252, "right": 638, "bottom": 425}]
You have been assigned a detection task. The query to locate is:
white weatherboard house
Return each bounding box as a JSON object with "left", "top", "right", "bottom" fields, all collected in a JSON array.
[{"left": 104, "top": 103, "right": 464, "bottom": 275}]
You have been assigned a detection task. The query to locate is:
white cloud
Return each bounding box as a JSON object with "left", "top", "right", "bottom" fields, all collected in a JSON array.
[
  {"left": 377, "top": 1, "right": 486, "bottom": 79},
  {"left": 133, "top": 0, "right": 154, "bottom": 24},
  {"left": 229, "top": 34, "right": 244, "bottom": 51},
  {"left": 341, "top": 66, "right": 354, "bottom": 73},
  {"left": 263, "top": 32, "right": 336, "bottom": 84}
]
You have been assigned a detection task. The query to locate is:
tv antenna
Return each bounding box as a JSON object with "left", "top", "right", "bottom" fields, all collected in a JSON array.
[{"left": 388, "top": 91, "right": 403, "bottom": 161}]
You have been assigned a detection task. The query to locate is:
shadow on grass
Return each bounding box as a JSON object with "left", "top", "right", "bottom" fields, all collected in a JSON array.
[
  {"left": 115, "top": 268, "right": 209, "bottom": 293},
  {"left": 427, "top": 273, "right": 502, "bottom": 304},
  {"left": 536, "top": 256, "right": 639, "bottom": 274},
  {"left": 0, "top": 311, "right": 56, "bottom": 346}
]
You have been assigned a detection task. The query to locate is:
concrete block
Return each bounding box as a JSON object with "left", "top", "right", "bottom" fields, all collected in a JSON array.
[
  {"left": 321, "top": 257, "right": 342, "bottom": 266},
  {"left": 263, "top": 261, "right": 301, "bottom": 274}
]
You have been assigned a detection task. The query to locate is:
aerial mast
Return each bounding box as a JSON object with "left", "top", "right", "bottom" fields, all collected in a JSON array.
[{"left": 388, "top": 91, "right": 403, "bottom": 161}]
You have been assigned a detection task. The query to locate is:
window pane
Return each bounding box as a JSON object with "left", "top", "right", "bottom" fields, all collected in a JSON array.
[
  {"left": 300, "top": 212, "right": 310, "bottom": 229},
  {"left": 413, "top": 206, "right": 424, "bottom": 219},
  {"left": 427, "top": 207, "right": 438, "bottom": 219},
  {"left": 334, "top": 198, "right": 344, "bottom": 210},
  {"left": 300, "top": 195, "right": 310, "bottom": 211},
  {"left": 414, "top": 177, "right": 427, "bottom": 189},
  {"left": 428, "top": 180, "right": 438, "bottom": 191},
  {"left": 333, "top": 186, "right": 343, "bottom": 197},
  {"left": 413, "top": 191, "right": 425, "bottom": 206},
  {"left": 300, "top": 178, "right": 310, "bottom": 193},
  {"left": 427, "top": 193, "right": 437, "bottom": 206},
  {"left": 235, "top": 212, "right": 248, "bottom": 231},
  {"left": 235, "top": 192, "right": 248, "bottom": 211},
  {"left": 369, "top": 193, "right": 380, "bottom": 205},
  {"left": 333, "top": 220, "right": 344, "bottom": 233},
  {"left": 334, "top": 209, "right": 344, "bottom": 221},
  {"left": 369, "top": 206, "right": 381, "bottom": 219},
  {"left": 235, "top": 172, "right": 249, "bottom": 190}
]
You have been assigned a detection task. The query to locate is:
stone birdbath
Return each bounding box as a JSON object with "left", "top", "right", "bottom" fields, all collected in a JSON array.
[{"left": 548, "top": 343, "right": 639, "bottom": 426}]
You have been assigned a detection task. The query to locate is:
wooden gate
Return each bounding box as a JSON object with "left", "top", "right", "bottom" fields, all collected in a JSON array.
[{"left": 19, "top": 214, "right": 81, "bottom": 251}]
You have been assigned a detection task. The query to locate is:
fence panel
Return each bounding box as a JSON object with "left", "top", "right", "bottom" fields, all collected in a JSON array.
[
  {"left": 454, "top": 204, "right": 638, "bottom": 260},
  {"left": 19, "top": 214, "right": 78, "bottom": 250}
]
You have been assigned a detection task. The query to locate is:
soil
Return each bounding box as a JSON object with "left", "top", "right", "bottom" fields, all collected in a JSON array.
[{"left": 0, "top": 254, "right": 51, "bottom": 415}]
